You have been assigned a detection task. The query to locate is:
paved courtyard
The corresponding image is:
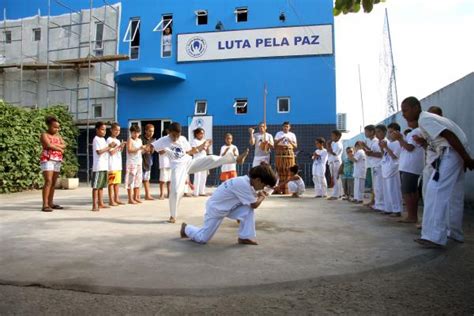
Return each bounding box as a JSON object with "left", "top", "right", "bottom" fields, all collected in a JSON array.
[{"left": 0, "top": 186, "right": 473, "bottom": 314}]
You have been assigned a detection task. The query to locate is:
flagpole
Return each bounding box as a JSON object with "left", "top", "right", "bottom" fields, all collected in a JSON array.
[{"left": 263, "top": 83, "right": 267, "bottom": 128}]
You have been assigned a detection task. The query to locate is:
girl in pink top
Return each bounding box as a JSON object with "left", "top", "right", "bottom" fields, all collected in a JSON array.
[{"left": 40, "top": 116, "right": 66, "bottom": 212}]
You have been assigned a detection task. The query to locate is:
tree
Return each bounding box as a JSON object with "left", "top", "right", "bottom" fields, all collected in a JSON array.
[{"left": 334, "top": 0, "right": 386, "bottom": 16}]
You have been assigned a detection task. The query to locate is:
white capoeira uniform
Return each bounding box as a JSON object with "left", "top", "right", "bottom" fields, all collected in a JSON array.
[
  {"left": 422, "top": 144, "right": 438, "bottom": 200},
  {"left": 151, "top": 135, "right": 238, "bottom": 219},
  {"left": 191, "top": 138, "right": 208, "bottom": 196},
  {"left": 312, "top": 148, "right": 328, "bottom": 197},
  {"left": 252, "top": 132, "right": 274, "bottom": 167},
  {"left": 369, "top": 138, "right": 384, "bottom": 210},
  {"left": 185, "top": 176, "right": 258, "bottom": 243},
  {"left": 419, "top": 111, "right": 469, "bottom": 245},
  {"left": 329, "top": 140, "right": 343, "bottom": 198},
  {"left": 381, "top": 140, "right": 402, "bottom": 213},
  {"left": 352, "top": 149, "right": 367, "bottom": 202},
  {"left": 288, "top": 177, "right": 305, "bottom": 196}
]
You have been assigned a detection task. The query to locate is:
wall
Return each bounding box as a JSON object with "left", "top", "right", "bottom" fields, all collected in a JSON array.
[{"left": 116, "top": 0, "right": 336, "bottom": 127}]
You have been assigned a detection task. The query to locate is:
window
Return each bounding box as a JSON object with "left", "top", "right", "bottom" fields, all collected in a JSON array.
[
  {"left": 33, "top": 28, "right": 41, "bottom": 41},
  {"left": 130, "top": 19, "right": 140, "bottom": 59},
  {"left": 93, "top": 104, "right": 102, "bottom": 118},
  {"left": 195, "top": 10, "right": 208, "bottom": 25},
  {"left": 95, "top": 22, "right": 104, "bottom": 50},
  {"left": 160, "top": 15, "right": 173, "bottom": 58},
  {"left": 195, "top": 100, "right": 207, "bottom": 115},
  {"left": 235, "top": 7, "right": 248, "bottom": 22},
  {"left": 4, "top": 31, "right": 12, "bottom": 44},
  {"left": 233, "top": 98, "right": 248, "bottom": 115},
  {"left": 277, "top": 97, "right": 290, "bottom": 113}
]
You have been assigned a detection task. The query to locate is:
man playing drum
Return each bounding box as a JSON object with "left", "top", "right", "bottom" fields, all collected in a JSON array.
[
  {"left": 274, "top": 121, "right": 298, "bottom": 194},
  {"left": 249, "top": 123, "right": 274, "bottom": 167}
]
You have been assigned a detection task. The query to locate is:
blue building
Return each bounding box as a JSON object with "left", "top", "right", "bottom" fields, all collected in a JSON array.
[{"left": 2, "top": 0, "right": 336, "bottom": 184}]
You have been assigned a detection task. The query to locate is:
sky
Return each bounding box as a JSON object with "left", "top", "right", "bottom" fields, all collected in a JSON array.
[{"left": 335, "top": 0, "right": 474, "bottom": 138}]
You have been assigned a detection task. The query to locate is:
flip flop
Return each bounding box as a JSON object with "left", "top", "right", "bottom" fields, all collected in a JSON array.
[{"left": 51, "top": 204, "right": 63, "bottom": 209}]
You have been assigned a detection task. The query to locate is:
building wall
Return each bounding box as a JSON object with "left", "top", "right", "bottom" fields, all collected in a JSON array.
[
  {"left": 0, "top": 4, "right": 120, "bottom": 122},
  {"left": 345, "top": 72, "right": 474, "bottom": 203},
  {"left": 116, "top": 0, "right": 336, "bottom": 127}
]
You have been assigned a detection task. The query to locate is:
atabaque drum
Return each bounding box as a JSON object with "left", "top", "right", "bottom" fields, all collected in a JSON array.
[{"left": 275, "top": 145, "right": 295, "bottom": 194}]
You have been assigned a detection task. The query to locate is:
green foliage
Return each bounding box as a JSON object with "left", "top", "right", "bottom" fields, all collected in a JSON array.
[
  {"left": 0, "top": 101, "right": 79, "bottom": 193},
  {"left": 334, "top": 0, "right": 385, "bottom": 16}
]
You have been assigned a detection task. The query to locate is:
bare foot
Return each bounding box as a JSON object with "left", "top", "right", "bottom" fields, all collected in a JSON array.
[
  {"left": 99, "top": 205, "right": 110, "bottom": 209},
  {"left": 169, "top": 217, "right": 176, "bottom": 224},
  {"left": 91, "top": 208, "right": 100, "bottom": 212},
  {"left": 158, "top": 196, "right": 165, "bottom": 200},
  {"left": 128, "top": 200, "right": 137, "bottom": 204},
  {"left": 145, "top": 196, "right": 155, "bottom": 201},
  {"left": 109, "top": 202, "right": 119, "bottom": 207},
  {"left": 135, "top": 199, "right": 143, "bottom": 203},
  {"left": 115, "top": 200, "right": 125, "bottom": 205}
]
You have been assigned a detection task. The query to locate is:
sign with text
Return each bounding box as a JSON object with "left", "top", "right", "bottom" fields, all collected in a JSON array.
[{"left": 177, "top": 24, "right": 333, "bottom": 62}]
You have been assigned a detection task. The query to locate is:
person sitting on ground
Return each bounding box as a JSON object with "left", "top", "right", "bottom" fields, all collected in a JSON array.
[{"left": 284, "top": 165, "right": 306, "bottom": 198}]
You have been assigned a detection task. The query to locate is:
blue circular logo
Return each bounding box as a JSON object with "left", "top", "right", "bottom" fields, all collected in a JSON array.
[
  {"left": 195, "top": 118, "right": 204, "bottom": 127},
  {"left": 186, "top": 37, "right": 207, "bottom": 58}
]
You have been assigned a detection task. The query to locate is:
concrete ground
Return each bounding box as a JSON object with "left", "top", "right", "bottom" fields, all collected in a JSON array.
[{"left": 0, "top": 185, "right": 473, "bottom": 314}]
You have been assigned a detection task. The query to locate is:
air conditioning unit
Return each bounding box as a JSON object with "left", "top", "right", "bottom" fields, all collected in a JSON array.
[{"left": 337, "top": 113, "right": 347, "bottom": 132}]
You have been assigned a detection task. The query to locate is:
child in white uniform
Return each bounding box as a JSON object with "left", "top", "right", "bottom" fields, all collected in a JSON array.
[
  {"left": 312, "top": 137, "right": 328, "bottom": 198},
  {"left": 126, "top": 125, "right": 146, "bottom": 204},
  {"left": 181, "top": 165, "right": 278, "bottom": 245},
  {"left": 327, "top": 130, "right": 343, "bottom": 200},
  {"left": 249, "top": 123, "right": 274, "bottom": 167},
  {"left": 364, "top": 125, "right": 386, "bottom": 212},
  {"left": 191, "top": 128, "right": 210, "bottom": 197},
  {"left": 380, "top": 123, "right": 403, "bottom": 216},
  {"left": 150, "top": 123, "right": 249, "bottom": 223},
  {"left": 220, "top": 133, "right": 239, "bottom": 182},
  {"left": 349, "top": 141, "right": 367, "bottom": 203},
  {"left": 285, "top": 165, "right": 306, "bottom": 198}
]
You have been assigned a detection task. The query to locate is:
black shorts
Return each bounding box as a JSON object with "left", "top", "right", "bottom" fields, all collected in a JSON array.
[{"left": 400, "top": 171, "right": 420, "bottom": 194}]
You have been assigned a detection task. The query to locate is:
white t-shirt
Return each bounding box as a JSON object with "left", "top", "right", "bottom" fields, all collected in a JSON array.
[
  {"left": 126, "top": 138, "right": 143, "bottom": 165},
  {"left": 399, "top": 128, "right": 425, "bottom": 175},
  {"left": 92, "top": 136, "right": 109, "bottom": 172},
  {"left": 328, "top": 140, "right": 343, "bottom": 163},
  {"left": 206, "top": 175, "right": 257, "bottom": 217},
  {"left": 191, "top": 138, "right": 207, "bottom": 159},
  {"left": 159, "top": 152, "right": 171, "bottom": 169},
  {"left": 253, "top": 132, "right": 274, "bottom": 157},
  {"left": 312, "top": 148, "right": 328, "bottom": 176},
  {"left": 365, "top": 137, "right": 379, "bottom": 168},
  {"left": 151, "top": 135, "right": 192, "bottom": 168},
  {"left": 220, "top": 144, "right": 239, "bottom": 172},
  {"left": 274, "top": 131, "right": 297, "bottom": 147},
  {"left": 419, "top": 111, "right": 469, "bottom": 156},
  {"left": 381, "top": 140, "right": 401, "bottom": 178},
  {"left": 162, "top": 35, "right": 172, "bottom": 52},
  {"left": 289, "top": 177, "right": 306, "bottom": 195},
  {"left": 107, "top": 137, "right": 122, "bottom": 171},
  {"left": 352, "top": 149, "right": 367, "bottom": 179},
  {"left": 371, "top": 138, "right": 385, "bottom": 168}
]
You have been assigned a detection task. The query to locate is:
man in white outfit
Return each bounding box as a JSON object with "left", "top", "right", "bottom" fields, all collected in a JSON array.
[
  {"left": 181, "top": 165, "right": 278, "bottom": 245},
  {"left": 401, "top": 97, "right": 474, "bottom": 248},
  {"left": 249, "top": 123, "right": 274, "bottom": 167},
  {"left": 150, "top": 123, "right": 249, "bottom": 223},
  {"left": 327, "top": 130, "right": 343, "bottom": 200}
]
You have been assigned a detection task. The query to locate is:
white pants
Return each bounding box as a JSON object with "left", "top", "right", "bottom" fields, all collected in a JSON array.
[
  {"left": 382, "top": 172, "right": 402, "bottom": 213},
  {"left": 169, "top": 152, "right": 236, "bottom": 219},
  {"left": 353, "top": 177, "right": 365, "bottom": 201},
  {"left": 193, "top": 170, "right": 207, "bottom": 196},
  {"left": 288, "top": 180, "right": 305, "bottom": 195},
  {"left": 422, "top": 149, "right": 464, "bottom": 245},
  {"left": 373, "top": 166, "right": 384, "bottom": 210},
  {"left": 252, "top": 155, "right": 270, "bottom": 167},
  {"left": 185, "top": 205, "right": 256, "bottom": 244},
  {"left": 313, "top": 175, "right": 327, "bottom": 196},
  {"left": 422, "top": 164, "right": 434, "bottom": 201},
  {"left": 329, "top": 161, "right": 342, "bottom": 198}
]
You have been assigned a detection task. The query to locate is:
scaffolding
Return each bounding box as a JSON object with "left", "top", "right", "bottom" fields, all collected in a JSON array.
[{"left": 0, "top": 1, "right": 128, "bottom": 182}]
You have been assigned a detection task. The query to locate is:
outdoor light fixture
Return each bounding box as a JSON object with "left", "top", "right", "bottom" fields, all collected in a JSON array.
[
  {"left": 279, "top": 12, "right": 286, "bottom": 22},
  {"left": 130, "top": 76, "right": 155, "bottom": 82},
  {"left": 215, "top": 21, "right": 224, "bottom": 31}
]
